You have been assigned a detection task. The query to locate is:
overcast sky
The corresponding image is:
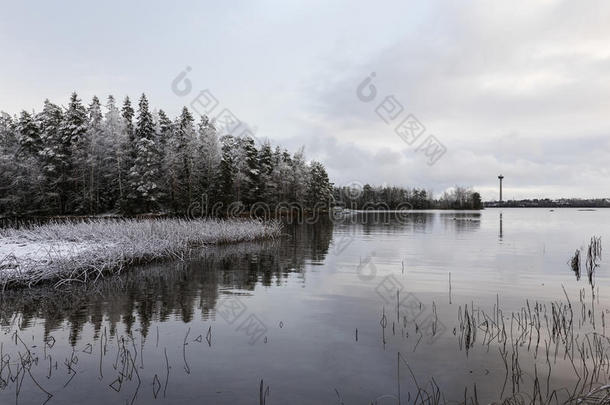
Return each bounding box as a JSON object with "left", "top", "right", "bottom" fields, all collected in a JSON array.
[{"left": 1, "top": 0, "right": 609, "bottom": 200}]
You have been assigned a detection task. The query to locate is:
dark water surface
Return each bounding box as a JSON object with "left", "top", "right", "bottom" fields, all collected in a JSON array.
[{"left": 1, "top": 208, "right": 610, "bottom": 404}]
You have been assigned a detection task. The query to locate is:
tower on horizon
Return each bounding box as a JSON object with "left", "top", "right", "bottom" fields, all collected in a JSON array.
[{"left": 498, "top": 175, "right": 504, "bottom": 203}]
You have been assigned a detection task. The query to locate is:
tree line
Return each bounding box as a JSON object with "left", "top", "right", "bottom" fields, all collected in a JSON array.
[
  {"left": 486, "top": 198, "right": 610, "bottom": 208},
  {"left": 333, "top": 185, "right": 482, "bottom": 210},
  {"left": 0, "top": 93, "right": 333, "bottom": 216}
]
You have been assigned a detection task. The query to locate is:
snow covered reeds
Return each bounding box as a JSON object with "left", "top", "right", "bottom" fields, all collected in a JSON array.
[{"left": 0, "top": 218, "right": 282, "bottom": 288}]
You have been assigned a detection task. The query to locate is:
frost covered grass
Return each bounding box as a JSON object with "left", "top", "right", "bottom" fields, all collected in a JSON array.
[{"left": 0, "top": 218, "right": 282, "bottom": 288}]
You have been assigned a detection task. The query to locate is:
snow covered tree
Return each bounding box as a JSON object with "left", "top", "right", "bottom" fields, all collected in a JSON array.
[
  {"left": 118, "top": 96, "right": 136, "bottom": 211},
  {"left": 0, "top": 112, "right": 16, "bottom": 150},
  {"left": 257, "top": 140, "right": 275, "bottom": 203},
  {"left": 121, "top": 96, "right": 135, "bottom": 155},
  {"left": 101, "top": 95, "right": 125, "bottom": 211},
  {"left": 217, "top": 135, "right": 237, "bottom": 208},
  {"left": 17, "top": 110, "right": 41, "bottom": 157},
  {"left": 0, "top": 113, "right": 23, "bottom": 213},
  {"left": 306, "top": 161, "right": 332, "bottom": 210},
  {"left": 127, "top": 94, "right": 163, "bottom": 212},
  {"left": 270, "top": 146, "right": 292, "bottom": 204},
  {"left": 289, "top": 148, "right": 308, "bottom": 203},
  {"left": 2, "top": 110, "right": 45, "bottom": 213},
  {"left": 86, "top": 96, "right": 104, "bottom": 213},
  {"left": 61, "top": 92, "right": 89, "bottom": 213},
  {"left": 194, "top": 115, "right": 220, "bottom": 200},
  {"left": 240, "top": 136, "right": 260, "bottom": 205},
  {"left": 166, "top": 107, "right": 196, "bottom": 212},
  {"left": 0, "top": 94, "right": 338, "bottom": 216},
  {"left": 155, "top": 109, "right": 173, "bottom": 207},
  {"left": 37, "top": 100, "right": 65, "bottom": 213},
  {"left": 156, "top": 110, "right": 172, "bottom": 148}
]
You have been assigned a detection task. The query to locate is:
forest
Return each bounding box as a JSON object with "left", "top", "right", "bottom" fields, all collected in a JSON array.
[
  {"left": 0, "top": 92, "right": 482, "bottom": 218},
  {"left": 0, "top": 93, "right": 333, "bottom": 216}
]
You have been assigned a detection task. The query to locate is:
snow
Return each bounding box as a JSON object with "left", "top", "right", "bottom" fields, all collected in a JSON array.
[
  {"left": 0, "top": 237, "right": 101, "bottom": 268},
  {"left": 0, "top": 218, "right": 282, "bottom": 287}
]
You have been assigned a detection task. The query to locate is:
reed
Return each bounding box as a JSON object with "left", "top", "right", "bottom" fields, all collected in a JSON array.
[{"left": 0, "top": 218, "right": 282, "bottom": 288}]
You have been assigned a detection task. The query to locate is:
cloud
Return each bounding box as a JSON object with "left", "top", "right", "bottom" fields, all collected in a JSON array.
[
  {"left": 2, "top": 0, "right": 610, "bottom": 200},
  {"left": 295, "top": 0, "right": 610, "bottom": 199}
]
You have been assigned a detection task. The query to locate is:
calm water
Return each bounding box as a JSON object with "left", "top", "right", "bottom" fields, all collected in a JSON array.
[{"left": 1, "top": 208, "right": 609, "bottom": 404}]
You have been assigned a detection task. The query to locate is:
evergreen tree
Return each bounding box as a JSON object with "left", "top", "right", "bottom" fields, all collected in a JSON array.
[
  {"left": 195, "top": 115, "right": 220, "bottom": 198},
  {"left": 166, "top": 107, "right": 196, "bottom": 212},
  {"left": 289, "top": 148, "right": 308, "bottom": 203},
  {"left": 0, "top": 112, "right": 16, "bottom": 150},
  {"left": 6, "top": 111, "right": 45, "bottom": 213},
  {"left": 102, "top": 95, "right": 124, "bottom": 211},
  {"left": 61, "top": 92, "right": 88, "bottom": 213},
  {"left": 241, "top": 136, "right": 260, "bottom": 205},
  {"left": 217, "top": 135, "right": 237, "bottom": 209},
  {"left": 307, "top": 161, "right": 332, "bottom": 209},
  {"left": 0, "top": 94, "right": 344, "bottom": 216},
  {"left": 37, "top": 100, "right": 65, "bottom": 213},
  {"left": 156, "top": 109, "right": 172, "bottom": 152},
  {"left": 120, "top": 96, "right": 135, "bottom": 211},
  {"left": 128, "top": 94, "right": 163, "bottom": 212},
  {"left": 257, "top": 140, "right": 275, "bottom": 203},
  {"left": 0, "top": 113, "right": 22, "bottom": 213},
  {"left": 17, "top": 111, "right": 41, "bottom": 157},
  {"left": 270, "top": 146, "right": 291, "bottom": 204},
  {"left": 121, "top": 96, "right": 135, "bottom": 150},
  {"left": 156, "top": 109, "right": 173, "bottom": 207},
  {"left": 87, "top": 96, "right": 104, "bottom": 213}
]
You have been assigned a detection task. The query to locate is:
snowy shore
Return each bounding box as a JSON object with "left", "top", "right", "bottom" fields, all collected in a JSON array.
[{"left": 0, "top": 218, "right": 282, "bottom": 288}]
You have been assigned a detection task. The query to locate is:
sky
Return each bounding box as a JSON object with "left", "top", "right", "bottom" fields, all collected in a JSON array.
[{"left": 1, "top": 0, "right": 610, "bottom": 200}]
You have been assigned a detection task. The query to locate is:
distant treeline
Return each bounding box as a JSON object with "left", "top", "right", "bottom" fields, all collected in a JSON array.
[
  {"left": 0, "top": 93, "right": 333, "bottom": 217},
  {"left": 485, "top": 198, "right": 610, "bottom": 208},
  {"left": 333, "top": 185, "right": 482, "bottom": 210}
]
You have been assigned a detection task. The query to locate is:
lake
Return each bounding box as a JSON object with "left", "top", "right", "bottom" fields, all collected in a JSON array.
[{"left": 1, "top": 208, "right": 609, "bottom": 404}]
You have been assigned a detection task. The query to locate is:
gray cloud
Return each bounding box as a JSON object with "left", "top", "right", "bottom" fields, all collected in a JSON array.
[
  {"left": 2, "top": 0, "right": 609, "bottom": 200},
  {"left": 295, "top": 0, "right": 610, "bottom": 199}
]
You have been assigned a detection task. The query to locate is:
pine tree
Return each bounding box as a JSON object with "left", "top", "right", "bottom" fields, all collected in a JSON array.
[
  {"left": 128, "top": 94, "right": 163, "bottom": 212},
  {"left": 232, "top": 138, "right": 248, "bottom": 204},
  {"left": 17, "top": 111, "right": 41, "bottom": 157},
  {"left": 217, "top": 135, "right": 237, "bottom": 209},
  {"left": 195, "top": 115, "right": 220, "bottom": 200},
  {"left": 37, "top": 100, "right": 65, "bottom": 213},
  {"left": 87, "top": 96, "right": 104, "bottom": 213},
  {"left": 166, "top": 107, "right": 196, "bottom": 212},
  {"left": 156, "top": 109, "right": 173, "bottom": 207},
  {"left": 257, "top": 140, "right": 274, "bottom": 203},
  {"left": 7, "top": 111, "right": 45, "bottom": 213},
  {"left": 270, "top": 146, "right": 291, "bottom": 204},
  {"left": 241, "top": 136, "right": 260, "bottom": 205},
  {"left": 121, "top": 96, "right": 135, "bottom": 150},
  {"left": 102, "top": 95, "right": 124, "bottom": 211},
  {"left": 120, "top": 96, "right": 135, "bottom": 211},
  {"left": 307, "top": 161, "right": 332, "bottom": 210},
  {"left": 156, "top": 109, "right": 172, "bottom": 151},
  {"left": 0, "top": 113, "right": 21, "bottom": 213},
  {"left": 61, "top": 92, "right": 88, "bottom": 213},
  {"left": 0, "top": 112, "right": 16, "bottom": 151},
  {"left": 0, "top": 94, "right": 338, "bottom": 216},
  {"left": 289, "top": 148, "right": 308, "bottom": 203}
]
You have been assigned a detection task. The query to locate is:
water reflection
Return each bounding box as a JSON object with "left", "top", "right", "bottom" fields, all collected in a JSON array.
[
  {"left": 0, "top": 220, "right": 334, "bottom": 346},
  {"left": 439, "top": 211, "right": 482, "bottom": 233},
  {"left": 334, "top": 211, "right": 435, "bottom": 235},
  {"left": 2, "top": 210, "right": 610, "bottom": 405},
  {"left": 499, "top": 212, "right": 503, "bottom": 239}
]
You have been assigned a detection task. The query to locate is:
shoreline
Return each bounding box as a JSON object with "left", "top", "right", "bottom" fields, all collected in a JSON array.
[{"left": 0, "top": 218, "right": 282, "bottom": 289}]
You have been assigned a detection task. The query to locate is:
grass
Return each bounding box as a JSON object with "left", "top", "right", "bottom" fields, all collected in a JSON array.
[{"left": 0, "top": 218, "right": 282, "bottom": 288}]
